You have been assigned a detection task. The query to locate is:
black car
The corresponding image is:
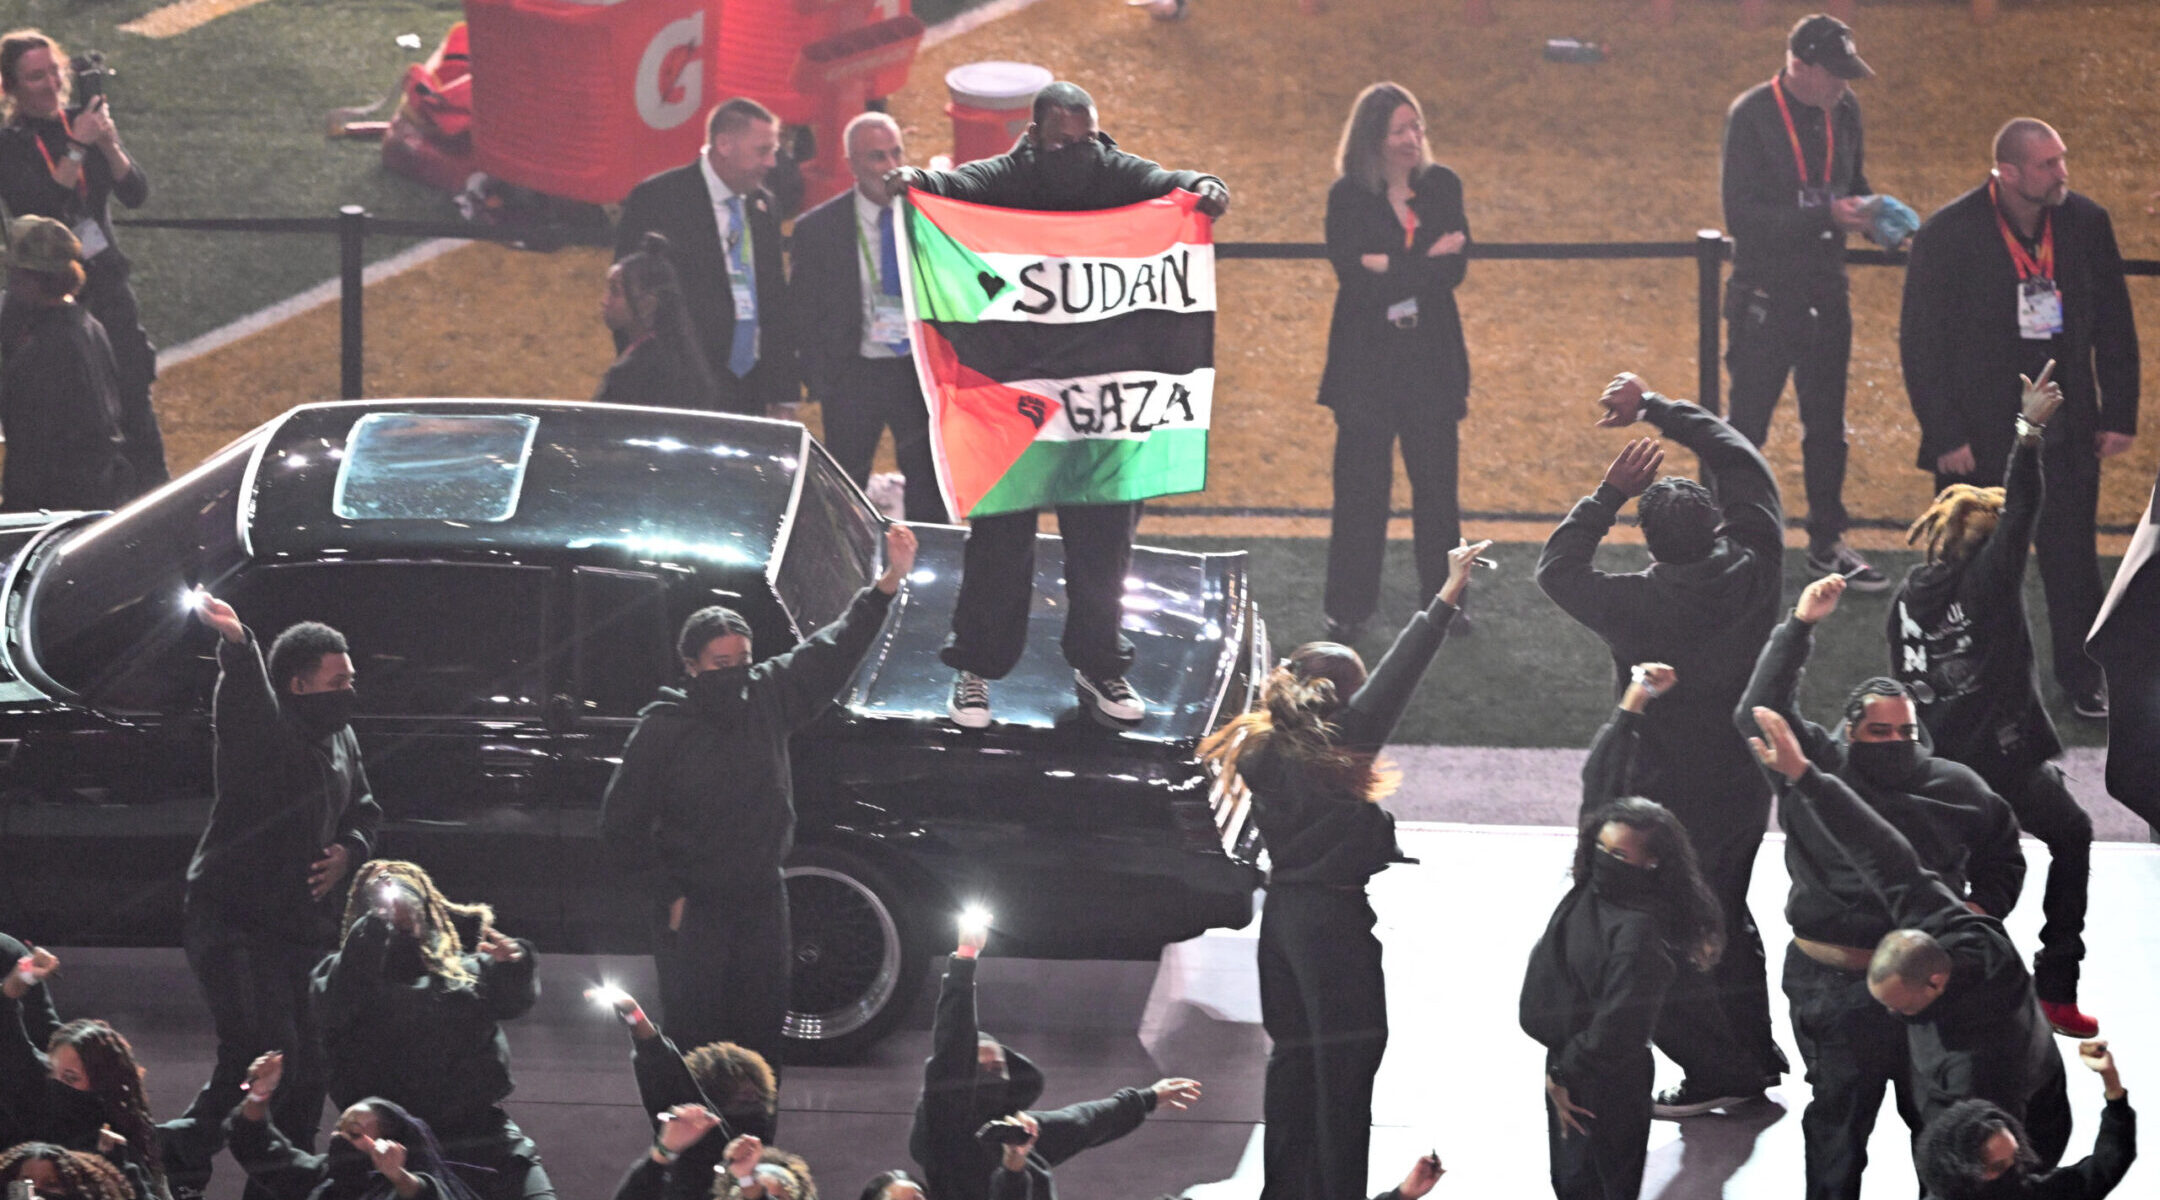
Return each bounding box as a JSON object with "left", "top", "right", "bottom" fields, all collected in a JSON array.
[{"left": 0, "top": 400, "right": 1266, "bottom": 1058}]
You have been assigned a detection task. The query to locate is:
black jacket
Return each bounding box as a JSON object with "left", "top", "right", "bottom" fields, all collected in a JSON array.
[
  {"left": 1741, "top": 613, "right": 2026, "bottom": 945},
  {"left": 225, "top": 1106, "right": 454, "bottom": 1200},
  {"left": 1778, "top": 765, "right": 2057, "bottom": 1125},
  {"left": 1316, "top": 165, "right": 1471, "bottom": 420},
  {"left": 1901, "top": 184, "right": 2138, "bottom": 472},
  {"left": 0, "top": 300, "right": 132, "bottom": 512},
  {"left": 1720, "top": 78, "right": 1869, "bottom": 297},
  {"left": 1893, "top": 437, "right": 2062, "bottom": 782},
  {"left": 910, "top": 955, "right": 1155, "bottom": 1200},
  {"left": 187, "top": 629, "right": 381, "bottom": 940},
  {"left": 606, "top": 1026, "right": 763, "bottom": 1200},
  {"left": 0, "top": 930, "right": 60, "bottom": 1052},
  {"left": 614, "top": 162, "right": 795, "bottom": 415},
  {"left": 1537, "top": 395, "right": 1784, "bottom": 818},
  {"left": 1247, "top": 597, "right": 1456, "bottom": 887},
  {"left": 1974, "top": 1095, "right": 2137, "bottom": 1199},
  {"left": 600, "top": 586, "right": 893, "bottom": 903},
  {"left": 2087, "top": 466, "right": 2160, "bottom": 822},
  {"left": 906, "top": 129, "right": 1223, "bottom": 215},
  {"left": 0, "top": 112, "right": 149, "bottom": 281},
  {"left": 311, "top": 914, "right": 538, "bottom": 1137},
  {"left": 591, "top": 332, "right": 720, "bottom": 412},
  {"left": 0, "top": 993, "right": 160, "bottom": 1199}
]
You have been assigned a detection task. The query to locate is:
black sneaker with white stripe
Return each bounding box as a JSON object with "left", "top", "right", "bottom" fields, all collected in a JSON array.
[
  {"left": 949, "top": 671, "right": 991, "bottom": 729},
  {"left": 1805, "top": 540, "right": 1888, "bottom": 592},
  {"left": 1075, "top": 669, "right": 1145, "bottom": 724}
]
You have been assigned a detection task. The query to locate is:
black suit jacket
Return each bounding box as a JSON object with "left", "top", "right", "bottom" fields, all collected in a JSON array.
[
  {"left": 1900, "top": 183, "right": 2139, "bottom": 472},
  {"left": 790, "top": 187, "right": 889, "bottom": 404},
  {"left": 615, "top": 161, "right": 796, "bottom": 414},
  {"left": 1316, "top": 165, "right": 1471, "bottom": 421}
]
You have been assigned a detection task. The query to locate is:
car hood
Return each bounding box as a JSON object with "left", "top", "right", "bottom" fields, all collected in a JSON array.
[{"left": 847, "top": 523, "right": 1254, "bottom": 745}]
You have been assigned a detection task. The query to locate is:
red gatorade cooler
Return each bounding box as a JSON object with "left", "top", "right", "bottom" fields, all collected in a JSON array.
[{"left": 944, "top": 62, "right": 1050, "bottom": 164}]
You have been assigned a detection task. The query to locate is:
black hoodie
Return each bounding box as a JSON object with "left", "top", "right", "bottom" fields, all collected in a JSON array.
[
  {"left": 910, "top": 955, "right": 1155, "bottom": 1200},
  {"left": 905, "top": 129, "right": 1224, "bottom": 214},
  {"left": 600, "top": 586, "right": 893, "bottom": 904}
]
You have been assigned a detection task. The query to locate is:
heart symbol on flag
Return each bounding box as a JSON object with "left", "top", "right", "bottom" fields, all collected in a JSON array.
[{"left": 977, "top": 272, "right": 1007, "bottom": 300}]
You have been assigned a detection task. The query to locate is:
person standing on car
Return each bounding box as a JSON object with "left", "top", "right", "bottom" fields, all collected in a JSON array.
[
  {"left": 0, "top": 28, "right": 166, "bottom": 492},
  {"left": 883, "top": 80, "right": 1229, "bottom": 731},
  {"left": 161, "top": 595, "right": 381, "bottom": 1200},
  {"left": 1200, "top": 537, "right": 1487, "bottom": 1200},
  {"left": 0, "top": 214, "right": 132, "bottom": 513},
  {"left": 601, "top": 523, "right": 916, "bottom": 1069}
]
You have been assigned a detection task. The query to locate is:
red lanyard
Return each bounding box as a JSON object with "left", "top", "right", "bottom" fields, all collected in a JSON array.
[
  {"left": 1770, "top": 75, "right": 1832, "bottom": 191},
  {"left": 1989, "top": 178, "right": 2054, "bottom": 282},
  {"left": 30, "top": 127, "right": 88, "bottom": 199},
  {"left": 1399, "top": 203, "right": 1419, "bottom": 251}
]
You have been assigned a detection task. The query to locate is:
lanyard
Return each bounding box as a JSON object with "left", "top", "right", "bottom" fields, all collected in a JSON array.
[
  {"left": 1989, "top": 178, "right": 2054, "bottom": 282},
  {"left": 1770, "top": 75, "right": 1832, "bottom": 191},
  {"left": 854, "top": 206, "right": 888, "bottom": 292},
  {"left": 1400, "top": 203, "right": 1419, "bottom": 251},
  {"left": 30, "top": 127, "right": 88, "bottom": 199}
]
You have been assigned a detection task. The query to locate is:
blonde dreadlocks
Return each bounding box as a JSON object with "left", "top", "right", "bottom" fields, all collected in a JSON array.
[
  {"left": 339, "top": 859, "right": 499, "bottom": 987},
  {"left": 1906, "top": 483, "right": 2006, "bottom": 566}
]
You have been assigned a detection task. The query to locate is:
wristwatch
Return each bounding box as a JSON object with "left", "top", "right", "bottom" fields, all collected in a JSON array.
[{"left": 2016, "top": 415, "right": 2046, "bottom": 443}]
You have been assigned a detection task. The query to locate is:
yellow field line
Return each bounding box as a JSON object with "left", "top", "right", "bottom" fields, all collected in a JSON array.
[{"left": 119, "top": 0, "right": 275, "bottom": 40}]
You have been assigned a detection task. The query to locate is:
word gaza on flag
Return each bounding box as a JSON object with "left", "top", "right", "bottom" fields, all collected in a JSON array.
[{"left": 899, "top": 188, "right": 1215, "bottom": 518}]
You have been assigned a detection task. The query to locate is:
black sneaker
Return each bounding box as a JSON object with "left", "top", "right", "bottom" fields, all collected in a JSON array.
[
  {"left": 949, "top": 671, "right": 991, "bottom": 729},
  {"left": 2071, "top": 683, "right": 2109, "bottom": 721},
  {"left": 1806, "top": 540, "right": 1889, "bottom": 592},
  {"left": 1651, "top": 1080, "right": 1762, "bottom": 1119},
  {"left": 1075, "top": 669, "right": 1145, "bottom": 724},
  {"left": 1322, "top": 615, "right": 1364, "bottom": 643}
]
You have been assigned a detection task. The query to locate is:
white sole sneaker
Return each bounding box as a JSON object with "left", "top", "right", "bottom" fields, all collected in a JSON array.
[{"left": 1074, "top": 670, "right": 1145, "bottom": 723}]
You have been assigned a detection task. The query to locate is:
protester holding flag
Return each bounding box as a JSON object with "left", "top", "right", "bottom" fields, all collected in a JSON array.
[
  {"left": 1318, "top": 82, "right": 1472, "bottom": 644},
  {"left": 885, "top": 80, "right": 1229, "bottom": 729}
]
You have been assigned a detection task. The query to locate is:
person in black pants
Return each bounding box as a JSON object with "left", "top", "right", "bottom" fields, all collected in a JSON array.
[
  {"left": 1900, "top": 118, "right": 2139, "bottom": 719},
  {"left": 1748, "top": 706, "right": 2073, "bottom": 1170},
  {"left": 1201, "top": 536, "right": 1488, "bottom": 1200},
  {"left": 1742, "top": 573, "right": 2027, "bottom": 1200},
  {"left": 600, "top": 524, "right": 915, "bottom": 1064},
  {"left": 1315, "top": 81, "right": 1471, "bottom": 642},
  {"left": 1892, "top": 364, "right": 2103, "bottom": 1038},
  {"left": 884, "top": 80, "right": 1228, "bottom": 730},
  {"left": 1915, "top": 1040, "right": 2137, "bottom": 1200},
  {"left": 163, "top": 595, "right": 380, "bottom": 1200},
  {"left": 1525, "top": 671, "right": 1725, "bottom": 1200},
  {"left": 1719, "top": 14, "right": 1884, "bottom": 588},
  {"left": 791, "top": 112, "right": 946, "bottom": 524},
  {"left": 1537, "top": 372, "right": 1789, "bottom": 1115}
]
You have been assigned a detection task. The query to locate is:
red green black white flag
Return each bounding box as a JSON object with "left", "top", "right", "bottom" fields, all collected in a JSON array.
[{"left": 897, "top": 188, "right": 1215, "bottom": 518}]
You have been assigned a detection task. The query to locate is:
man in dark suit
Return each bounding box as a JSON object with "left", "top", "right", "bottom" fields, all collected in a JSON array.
[
  {"left": 616, "top": 97, "right": 797, "bottom": 416},
  {"left": 1900, "top": 118, "right": 2139, "bottom": 719},
  {"left": 790, "top": 112, "right": 947, "bottom": 522},
  {"left": 2087, "top": 463, "right": 2160, "bottom": 840}
]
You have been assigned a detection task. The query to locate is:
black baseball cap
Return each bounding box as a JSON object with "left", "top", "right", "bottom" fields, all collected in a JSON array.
[{"left": 1789, "top": 14, "right": 1874, "bottom": 80}]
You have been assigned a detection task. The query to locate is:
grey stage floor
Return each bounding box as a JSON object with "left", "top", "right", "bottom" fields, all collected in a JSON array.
[{"left": 44, "top": 825, "right": 2158, "bottom": 1200}]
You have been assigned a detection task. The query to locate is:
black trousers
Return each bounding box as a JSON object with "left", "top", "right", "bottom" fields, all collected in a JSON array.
[
  {"left": 440, "top": 1109, "right": 556, "bottom": 1200},
  {"left": 1938, "top": 437, "right": 2104, "bottom": 697},
  {"left": 1726, "top": 284, "right": 1851, "bottom": 548},
  {"left": 1975, "top": 759, "right": 2091, "bottom": 1002},
  {"left": 1258, "top": 886, "right": 1386, "bottom": 1200},
  {"left": 1650, "top": 810, "right": 1785, "bottom": 1089},
  {"left": 1783, "top": 944, "right": 1921, "bottom": 1200},
  {"left": 81, "top": 265, "right": 168, "bottom": 494},
  {"left": 165, "top": 901, "right": 327, "bottom": 1194},
  {"left": 1545, "top": 1049, "right": 1654, "bottom": 1200},
  {"left": 818, "top": 355, "right": 949, "bottom": 523},
  {"left": 941, "top": 502, "right": 1139, "bottom": 682},
  {"left": 1323, "top": 406, "right": 1460, "bottom": 625},
  {"left": 653, "top": 878, "right": 791, "bottom": 1072}
]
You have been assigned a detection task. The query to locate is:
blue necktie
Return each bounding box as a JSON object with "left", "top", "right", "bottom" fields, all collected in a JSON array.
[
  {"left": 878, "top": 204, "right": 910, "bottom": 355},
  {"left": 726, "top": 195, "right": 758, "bottom": 378}
]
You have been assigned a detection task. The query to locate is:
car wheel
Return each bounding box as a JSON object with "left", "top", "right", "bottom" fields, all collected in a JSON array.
[{"left": 782, "top": 843, "right": 926, "bottom": 1063}]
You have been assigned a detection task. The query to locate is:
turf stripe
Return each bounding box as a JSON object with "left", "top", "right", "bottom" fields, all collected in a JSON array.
[{"left": 120, "top": 0, "right": 277, "bottom": 39}]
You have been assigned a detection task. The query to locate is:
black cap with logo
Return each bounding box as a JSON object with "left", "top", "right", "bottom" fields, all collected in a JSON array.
[{"left": 1789, "top": 14, "right": 1874, "bottom": 80}]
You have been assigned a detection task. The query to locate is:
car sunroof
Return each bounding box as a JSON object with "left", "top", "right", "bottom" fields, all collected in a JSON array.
[{"left": 332, "top": 412, "right": 540, "bottom": 522}]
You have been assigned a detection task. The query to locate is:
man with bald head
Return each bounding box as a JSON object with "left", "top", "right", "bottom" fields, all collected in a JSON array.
[{"left": 1901, "top": 118, "right": 2139, "bottom": 720}]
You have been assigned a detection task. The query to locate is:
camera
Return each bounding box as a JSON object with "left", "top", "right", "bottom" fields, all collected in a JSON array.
[{"left": 70, "top": 52, "right": 110, "bottom": 104}]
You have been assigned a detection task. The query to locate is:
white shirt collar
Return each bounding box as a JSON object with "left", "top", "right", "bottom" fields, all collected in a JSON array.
[
  {"left": 699, "top": 153, "right": 739, "bottom": 210},
  {"left": 852, "top": 185, "right": 890, "bottom": 227}
]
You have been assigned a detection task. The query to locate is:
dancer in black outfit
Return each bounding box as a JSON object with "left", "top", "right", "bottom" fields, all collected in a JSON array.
[
  {"left": 1201, "top": 536, "right": 1490, "bottom": 1200},
  {"left": 1891, "top": 363, "right": 2101, "bottom": 1038},
  {"left": 224, "top": 1051, "right": 482, "bottom": 1200},
  {"left": 0, "top": 949, "right": 169, "bottom": 1200},
  {"left": 1916, "top": 1040, "right": 2137, "bottom": 1200},
  {"left": 1523, "top": 663, "right": 1725, "bottom": 1200}
]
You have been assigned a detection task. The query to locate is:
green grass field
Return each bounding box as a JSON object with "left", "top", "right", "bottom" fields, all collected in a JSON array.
[{"left": 1150, "top": 536, "right": 2115, "bottom": 750}]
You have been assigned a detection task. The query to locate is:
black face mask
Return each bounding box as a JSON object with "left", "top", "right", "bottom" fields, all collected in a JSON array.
[
  {"left": 288, "top": 688, "right": 356, "bottom": 737},
  {"left": 687, "top": 665, "right": 750, "bottom": 706},
  {"left": 1590, "top": 849, "right": 1660, "bottom": 904},
  {"left": 1847, "top": 740, "right": 1926, "bottom": 787},
  {"left": 1036, "top": 138, "right": 1105, "bottom": 194}
]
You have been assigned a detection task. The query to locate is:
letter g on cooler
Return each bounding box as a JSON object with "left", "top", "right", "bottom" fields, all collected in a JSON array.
[{"left": 636, "top": 12, "right": 704, "bottom": 132}]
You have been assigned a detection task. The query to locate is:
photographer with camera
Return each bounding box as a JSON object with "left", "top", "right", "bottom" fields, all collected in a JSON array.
[{"left": 0, "top": 28, "right": 165, "bottom": 493}]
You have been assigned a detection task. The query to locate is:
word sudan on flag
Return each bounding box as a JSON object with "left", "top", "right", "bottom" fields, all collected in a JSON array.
[{"left": 898, "top": 188, "right": 1215, "bottom": 518}]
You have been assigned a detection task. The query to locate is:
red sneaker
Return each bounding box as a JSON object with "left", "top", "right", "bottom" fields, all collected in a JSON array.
[{"left": 2040, "top": 1000, "right": 2100, "bottom": 1039}]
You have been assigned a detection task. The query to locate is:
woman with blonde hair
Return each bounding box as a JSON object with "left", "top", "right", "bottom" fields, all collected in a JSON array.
[
  {"left": 1316, "top": 81, "right": 1473, "bottom": 643},
  {"left": 1203, "top": 537, "right": 1488, "bottom": 1200}
]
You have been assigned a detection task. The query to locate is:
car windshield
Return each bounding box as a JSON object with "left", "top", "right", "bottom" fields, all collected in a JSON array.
[
  {"left": 22, "top": 429, "right": 260, "bottom": 712},
  {"left": 772, "top": 446, "right": 880, "bottom": 635}
]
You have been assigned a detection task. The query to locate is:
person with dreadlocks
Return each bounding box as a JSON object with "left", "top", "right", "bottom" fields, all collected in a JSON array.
[
  {"left": 0, "top": 950, "right": 169, "bottom": 1200},
  {"left": 594, "top": 231, "right": 720, "bottom": 411},
  {"left": 1915, "top": 1039, "right": 2137, "bottom": 1200},
  {"left": 311, "top": 861, "right": 548, "bottom": 1200},
  {"left": 1536, "top": 371, "right": 1789, "bottom": 1117},
  {"left": 1520, "top": 663, "right": 1725, "bottom": 1200},
  {"left": 712, "top": 1136, "right": 815, "bottom": 1200},
  {"left": 1740, "top": 572, "right": 2026, "bottom": 1200},
  {"left": 223, "top": 1050, "right": 483, "bottom": 1200},
  {"left": 0, "top": 1143, "right": 135, "bottom": 1200},
  {"left": 584, "top": 986, "right": 775, "bottom": 1200},
  {"left": 1197, "top": 536, "right": 1488, "bottom": 1200},
  {"left": 1890, "top": 363, "right": 2103, "bottom": 1041}
]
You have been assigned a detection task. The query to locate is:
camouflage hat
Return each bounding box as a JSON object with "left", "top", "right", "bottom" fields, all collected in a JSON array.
[{"left": 6, "top": 215, "right": 82, "bottom": 273}]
